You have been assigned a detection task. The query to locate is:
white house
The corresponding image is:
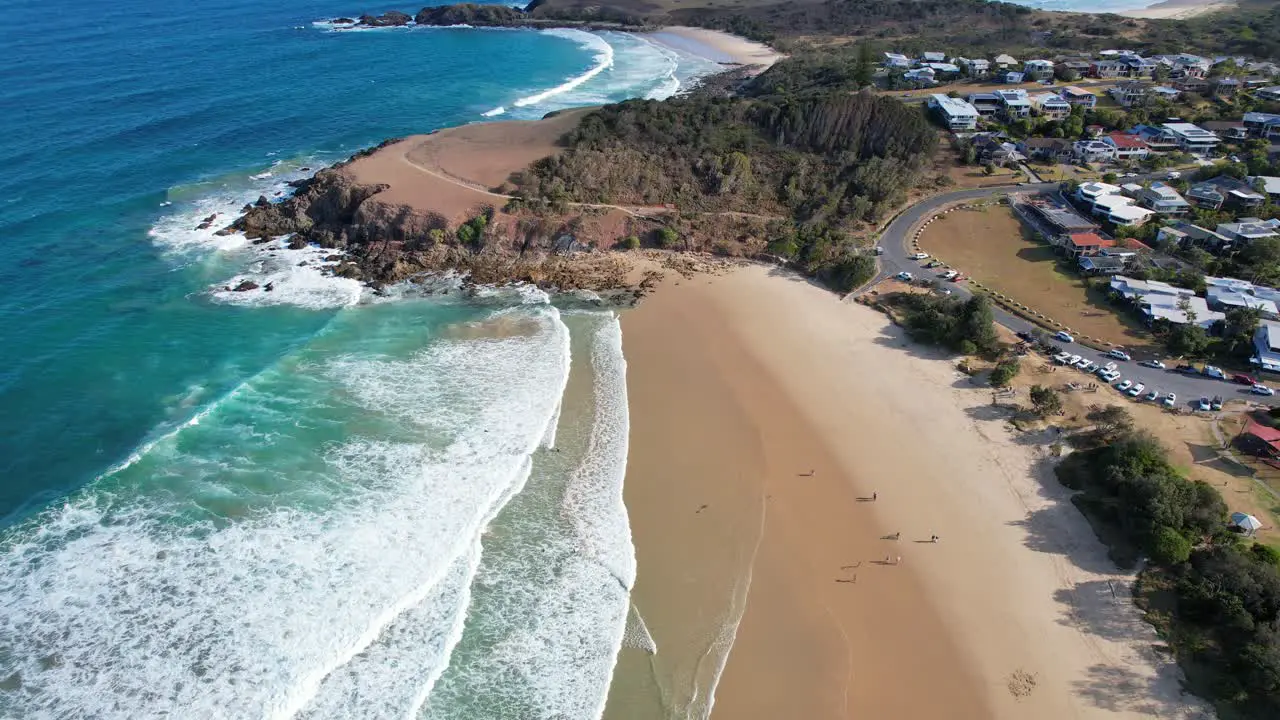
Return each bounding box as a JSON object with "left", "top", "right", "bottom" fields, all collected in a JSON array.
[
  {"left": 994, "top": 89, "right": 1031, "bottom": 120},
  {"left": 884, "top": 52, "right": 911, "bottom": 68},
  {"left": 928, "top": 94, "right": 980, "bottom": 131},
  {"left": 1024, "top": 59, "right": 1055, "bottom": 80},
  {"left": 994, "top": 53, "right": 1018, "bottom": 69},
  {"left": 1162, "top": 122, "right": 1221, "bottom": 154},
  {"left": 1101, "top": 132, "right": 1150, "bottom": 161},
  {"left": 1091, "top": 194, "right": 1155, "bottom": 226},
  {"left": 1109, "top": 276, "right": 1223, "bottom": 328},
  {"left": 1255, "top": 320, "right": 1280, "bottom": 372},
  {"left": 1075, "top": 181, "right": 1122, "bottom": 207},
  {"left": 957, "top": 57, "right": 990, "bottom": 77},
  {"left": 1074, "top": 140, "right": 1116, "bottom": 163},
  {"left": 1109, "top": 82, "right": 1151, "bottom": 108},
  {"left": 1135, "top": 181, "right": 1189, "bottom": 216},
  {"left": 922, "top": 51, "right": 946, "bottom": 63},
  {"left": 904, "top": 67, "right": 937, "bottom": 86},
  {"left": 1060, "top": 86, "right": 1096, "bottom": 108},
  {"left": 1217, "top": 217, "right": 1280, "bottom": 244},
  {"left": 1031, "top": 92, "right": 1071, "bottom": 120}
]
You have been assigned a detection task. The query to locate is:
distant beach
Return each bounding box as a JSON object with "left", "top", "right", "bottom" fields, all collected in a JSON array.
[
  {"left": 1001, "top": 0, "right": 1234, "bottom": 18},
  {"left": 1121, "top": 0, "right": 1237, "bottom": 19}
]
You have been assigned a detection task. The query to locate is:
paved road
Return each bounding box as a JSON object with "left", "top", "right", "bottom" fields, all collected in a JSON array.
[{"left": 868, "top": 183, "right": 1280, "bottom": 409}]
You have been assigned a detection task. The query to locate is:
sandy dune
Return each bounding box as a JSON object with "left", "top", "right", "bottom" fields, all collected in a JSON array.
[
  {"left": 1121, "top": 0, "right": 1235, "bottom": 19},
  {"left": 609, "top": 265, "right": 1212, "bottom": 719}
]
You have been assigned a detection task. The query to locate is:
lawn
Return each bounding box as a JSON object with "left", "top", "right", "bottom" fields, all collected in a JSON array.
[{"left": 917, "top": 205, "right": 1157, "bottom": 351}]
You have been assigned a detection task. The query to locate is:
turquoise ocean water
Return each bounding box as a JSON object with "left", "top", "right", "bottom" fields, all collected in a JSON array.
[{"left": 0, "top": 1, "right": 718, "bottom": 716}]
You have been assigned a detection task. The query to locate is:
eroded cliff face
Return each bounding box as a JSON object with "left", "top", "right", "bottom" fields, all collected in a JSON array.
[{"left": 225, "top": 166, "right": 639, "bottom": 292}]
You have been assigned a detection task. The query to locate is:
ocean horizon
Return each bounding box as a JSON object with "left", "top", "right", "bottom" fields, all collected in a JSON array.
[{"left": 0, "top": 1, "right": 723, "bottom": 717}]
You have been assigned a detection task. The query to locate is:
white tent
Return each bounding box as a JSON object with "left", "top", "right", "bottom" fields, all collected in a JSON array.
[{"left": 1230, "top": 512, "right": 1263, "bottom": 535}]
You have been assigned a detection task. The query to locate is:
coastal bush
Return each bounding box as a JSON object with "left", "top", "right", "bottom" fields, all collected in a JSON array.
[
  {"left": 623, "top": 235, "right": 640, "bottom": 250},
  {"left": 888, "top": 293, "right": 1000, "bottom": 356},
  {"left": 1152, "top": 526, "right": 1194, "bottom": 565},
  {"left": 656, "top": 227, "right": 679, "bottom": 249},
  {"left": 989, "top": 359, "right": 1019, "bottom": 388},
  {"left": 1029, "top": 385, "right": 1061, "bottom": 418}
]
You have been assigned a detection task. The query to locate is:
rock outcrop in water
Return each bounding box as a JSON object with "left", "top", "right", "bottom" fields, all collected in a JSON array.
[
  {"left": 357, "top": 10, "right": 412, "bottom": 26},
  {"left": 413, "top": 4, "right": 526, "bottom": 26}
]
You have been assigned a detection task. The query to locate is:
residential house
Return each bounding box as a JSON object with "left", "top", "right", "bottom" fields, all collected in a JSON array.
[
  {"left": 1060, "top": 60, "right": 1092, "bottom": 78},
  {"left": 1057, "top": 231, "right": 1115, "bottom": 258},
  {"left": 1215, "top": 77, "right": 1241, "bottom": 98},
  {"left": 994, "top": 53, "right": 1018, "bottom": 69},
  {"left": 1133, "top": 124, "right": 1180, "bottom": 152},
  {"left": 1028, "top": 198, "right": 1098, "bottom": 234},
  {"left": 1245, "top": 61, "right": 1280, "bottom": 77},
  {"left": 1109, "top": 276, "right": 1224, "bottom": 328},
  {"left": 924, "top": 62, "right": 961, "bottom": 78},
  {"left": 928, "top": 94, "right": 980, "bottom": 131},
  {"left": 1089, "top": 59, "right": 1123, "bottom": 79},
  {"left": 1019, "top": 137, "right": 1074, "bottom": 162},
  {"left": 1243, "top": 112, "right": 1280, "bottom": 139},
  {"left": 1075, "top": 181, "right": 1122, "bottom": 208},
  {"left": 1074, "top": 140, "right": 1116, "bottom": 163},
  {"left": 1135, "top": 181, "right": 1189, "bottom": 216},
  {"left": 1153, "top": 86, "right": 1182, "bottom": 101},
  {"left": 1060, "top": 85, "right": 1096, "bottom": 108},
  {"left": 1118, "top": 53, "right": 1157, "bottom": 78},
  {"left": 957, "top": 57, "right": 990, "bottom": 78},
  {"left": 1101, "top": 132, "right": 1150, "bottom": 161},
  {"left": 1171, "top": 53, "right": 1210, "bottom": 78},
  {"left": 1031, "top": 92, "right": 1070, "bottom": 120},
  {"left": 1024, "top": 59, "right": 1055, "bottom": 80},
  {"left": 967, "top": 93, "right": 1001, "bottom": 117},
  {"left": 1187, "top": 176, "right": 1266, "bottom": 210},
  {"left": 1201, "top": 120, "right": 1248, "bottom": 140},
  {"left": 1162, "top": 122, "right": 1221, "bottom": 155},
  {"left": 1255, "top": 320, "right": 1280, "bottom": 372},
  {"left": 1174, "top": 76, "right": 1211, "bottom": 94},
  {"left": 883, "top": 52, "right": 911, "bottom": 68},
  {"left": 971, "top": 135, "right": 1020, "bottom": 166},
  {"left": 994, "top": 89, "right": 1031, "bottom": 120},
  {"left": 1092, "top": 194, "right": 1156, "bottom": 226},
  {"left": 1245, "top": 75, "right": 1273, "bottom": 89},
  {"left": 1109, "top": 81, "right": 1151, "bottom": 107},
  {"left": 1078, "top": 254, "right": 1129, "bottom": 275},
  {"left": 922, "top": 51, "right": 946, "bottom": 63},
  {"left": 1217, "top": 217, "right": 1280, "bottom": 245},
  {"left": 1001, "top": 71, "right": 1026, "bottom": 84},
  {"left": 1256, "top": 86, "right": 1280, "bottom": 102},
  {"left": 903, "top": 67, "right": 936, "bottom": 86},
  {"left": 1157, "top": 222, "right": 1231, "bottom": 250},
  {"left": 1204, "top": 277, "right": 1280, "bottom": 317},
  {"left": 1251, "top": 176, "right": 1280, "bottom": 201}
]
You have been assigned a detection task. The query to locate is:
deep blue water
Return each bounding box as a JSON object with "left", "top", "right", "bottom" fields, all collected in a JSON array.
[{"left": 0, "top": 1, "right": 713, "bottom": 716}]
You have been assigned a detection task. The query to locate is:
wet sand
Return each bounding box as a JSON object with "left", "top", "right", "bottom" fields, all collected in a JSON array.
[{"left": 606, "top": 265, "right": 1210, "bottom": 719}]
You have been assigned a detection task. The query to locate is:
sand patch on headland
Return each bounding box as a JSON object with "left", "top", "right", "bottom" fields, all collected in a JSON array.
[
  {"left": 1121, "top": 0, "right": 1235, "bottom": 19},
  {"left": 609, "top": 265, "right": 1212, "bottom": 719}
]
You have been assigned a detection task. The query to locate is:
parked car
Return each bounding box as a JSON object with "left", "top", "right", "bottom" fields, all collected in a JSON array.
[
  {"left": 874, "top": 246, "right": 885, "bottom": 255},
  {"left": 1145, "top": 389, "right": 1160, "bottom": 402},
  {"left": 1128, "top": 382, "right": 1145, "bottom": 397},
  {"left": 1198, "top": 396, "right": 1211, "bottom": 411},
  {"left": 1252, "top": 384, "right": 1276, "bottom": 396},
  {"left": 1138, "top": 359, "right": 1166, "bottom": 370},
  {"left": 1164, "top": 392, "right": 1176, "bottom": 408},
  {"left": 1231, "top": 373, "right": 1257, "bottom": 385},
  {"left": 1167, "top": 170, "right": 1181, "bottom": 180},
  {"left": 1203, "top": 365, "right": 1226, "bottom": 379},
  {"left": 1176, "top": 364, "right": 1198, "bottom": 374},
  {"left": 910, "top": 252, "right": 929, "bottom": 260},
  {"left": 1082, "top": 361, "right": 1098, "bottom": 373},
  {"left": 896, "top": 271, "right": 913, "bottom": 281},
  {"left": 1053, "top": 352, "right": 1072, "bottom": 364},
  {"left": 950, "top": 274, "right": 967, "bottom": 283},
  {"left": 1212, "top": 396, "right": 1223, "bottom": 410},
  {"left": 1067, "top": 355, "right": 1082, "bottom": 366},
  {"left": 1103, "top": 370, "right": 1122, "bottom": 382},
  {"left": 1117, "top": 379, "right": 1133, "bottom": 392},
  {"left": 1016, "top": 331, "right": 1035, "bottom": 342},
  {"left": 1105, "top": 349, "right": 1131, "bottom": 361},
  {"left": 940, "top": 270, "right": 958, "bottom": 281},
  {"left": 1054, "top": 331, "right": 1074, "bottom": 343}
]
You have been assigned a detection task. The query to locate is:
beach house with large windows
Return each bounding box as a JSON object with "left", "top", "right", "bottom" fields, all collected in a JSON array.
[
  {"left": 1060, "top": 86, "right": 1096, "bottom": 108},
  {"left": 1031, "top": 93, "right": 1070, "bottom": 120},
  {"left": 995, "top": 89, "right": 1031, "bottom": 120},
  {"left": 1162, "top": 122, "right": 1221, "bottom": 155},
  {"left": 928, "top": 94, "right": 980, "bottom": 131}
]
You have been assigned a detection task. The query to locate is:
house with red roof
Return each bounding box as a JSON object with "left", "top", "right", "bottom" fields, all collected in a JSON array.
[
  {"left": 1056, "top": 231, "right": 1116, "bottom": 258},
  {"left": 1101, "top": 132, "right": 1150, "bottom": 161}
]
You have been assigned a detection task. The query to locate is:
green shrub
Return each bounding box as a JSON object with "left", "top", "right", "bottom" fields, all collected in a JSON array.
[
  {"left": 623, "top": 235, "right": 640, "bottom": 250},
  {"left": 1151, "top": 526, "right": 1193, "bottom": 565},
  {"left": 657, "top": 227, "right": 679, "bottom": 248},
  {"left": 989, "top": 359, "right": 1020, "bottom": 388}
]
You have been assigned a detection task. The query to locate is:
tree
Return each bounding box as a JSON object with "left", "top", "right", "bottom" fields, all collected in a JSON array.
[
  {"left": 853, "top": 42, "right": 874, "bottom": 88},
  {"left": 990, "top": 359, "right": 1020, "bottom": 387},
  {"left": 983, "top": 161, "right": 996, "bottom": 175},
  {"left": 657, "top": 227, "right": 680, "bottom": 248},
  {"left": 1103, "top": 171, "right": 1118, "bottom": 184},
  {"left": 1222, "top": 306, "right": 1262, "bottom": 357},
  {"left": 1166, "top": 322, "right": 1211, "bottom": 357},
  {"left": 1087, "top": 405, "right": 1135, "bottom": 437},
  {"left": 961, "top": 143, "right": 977, "bottom": 165},
  {"left": 1030, "top": 385, "right": 1062, "bottom": 417},
  {"left": 1151, "top": 525, "right": 1193, "bottom": 565}
]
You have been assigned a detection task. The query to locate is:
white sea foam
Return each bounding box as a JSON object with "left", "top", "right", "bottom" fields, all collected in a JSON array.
[
  {"left": 481, "top": 105, "right": 506, "bottom": 117},
  {"left": 209, "top": 238, "right": 364, "bottom": 310},
  {"left": 0, "top": 305, "right": 573, "bottom": 720},
  {"left": 513, "top": 29, "right": 615, "bottom": 107}
]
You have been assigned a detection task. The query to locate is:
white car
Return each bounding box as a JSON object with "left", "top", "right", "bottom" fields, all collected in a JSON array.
[
  {"left": 940, "top": 270, "right": 958, "bottom": 280},
  {"left": 1167, "top": 171, "right": 1181, "bottom": 180},
  {"left": 1116, "top": 379, "right": 1133, "bottom": 392},
  {"left": 910, "top": 252, "right": 929, "bottom": 260},
  {"left": 1164, "top": 392, "right": 1176, "bottom": 408},
  {"left": 1067, "top": 354, "right": 1082, "bottom": 366},
  {"left": 1252, "top": 384, "right": 1276, "bottom": 396},
  {"left": 1138, "top": 359, "right": 1166, "bottom": 370},
  {"left": 1198, "top": 396, "right": 1212, "bottom": 411},
  {"left": 1055, "top": 331, "right": 1074, "bottom": 343},
  {"left": 1082, "top": 361, "right": 1098, "bottom": 373},
  {"left": 1054, "top": 352, "right": 1073, "bottom": 364},
  {"left": 1203, "top": 365, "right": 1226, "bottom": 379},
  {"left": 874, "top": 246, "right": 885, "bottom": 255},
  {"left": 1103, "top": 370, "right": 1122, "bottom": 383},
  {"left": 896, "top": 271, "right": 914, "bottom": 281},
  {"left": 1127, "top": 382, "right": 1145, "bottom": 397},
  {"left": 1145, "top": 389, "right": 1160, "bottom": 402},
  {"left": 1105, "top": 349, "right": 1131, "bottom": 361}
]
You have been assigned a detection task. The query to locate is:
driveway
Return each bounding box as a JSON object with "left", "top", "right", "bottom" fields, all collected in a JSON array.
[{"left": 866, "top": 183, "right": 1280, "bottom": 408}]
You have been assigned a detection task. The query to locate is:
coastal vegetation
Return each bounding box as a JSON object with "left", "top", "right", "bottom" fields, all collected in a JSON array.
[
  {"left": 1058, "top": 424, "right": 1280, "bottom": 718},
  {"left": 881, "top": 292, "right": 999, "bottom": 356}
]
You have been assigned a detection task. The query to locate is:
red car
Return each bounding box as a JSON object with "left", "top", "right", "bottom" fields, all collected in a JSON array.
[{"left": 1232, "top": 373, "right": 1258, "bottom": 385}]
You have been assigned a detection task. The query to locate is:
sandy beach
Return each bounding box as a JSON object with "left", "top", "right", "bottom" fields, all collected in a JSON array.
[
  {"left": 606, "top": 265, "right": 1213, "bottom": 719},
  {"left": 1121, "top": 0, "right": 1235, "bottom": 19},
  {"left": 647, "top": 27, "right": 784, "bottom": 74}
]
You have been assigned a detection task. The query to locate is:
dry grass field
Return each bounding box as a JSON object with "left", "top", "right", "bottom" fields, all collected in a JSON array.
[{"left": 916, "top": 205, "right": 1157, "bottom": 351}]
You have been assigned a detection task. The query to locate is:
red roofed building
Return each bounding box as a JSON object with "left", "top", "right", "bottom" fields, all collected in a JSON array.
[
  {"left": 1060, "top": 232, "right": 1116, "bottom": 258},
  {"left": 1101, "top": 132, "right": 1150, "bottom": 161},
  {"left": 1239, "top": 417, "right": 1280, "bottom": 458}
]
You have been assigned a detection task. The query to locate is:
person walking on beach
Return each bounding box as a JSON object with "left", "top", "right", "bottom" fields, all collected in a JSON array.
[{"left": 930, "top": 535, "right": 938, "bottom": 543}]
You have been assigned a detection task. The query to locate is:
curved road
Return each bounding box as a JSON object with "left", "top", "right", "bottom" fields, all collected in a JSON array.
[{"left": 868, "top": 182, "right": 1279, "bottom": 409}]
